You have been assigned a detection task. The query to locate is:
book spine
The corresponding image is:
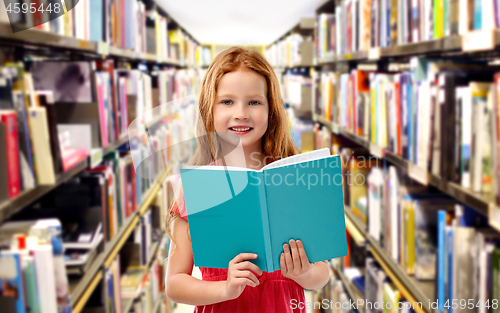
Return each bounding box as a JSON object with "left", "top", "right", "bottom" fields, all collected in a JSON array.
[
  {"left": 437, "top": 210, "right": 446, "bottom": 312},
  {"left": 256, "top": 172, "right": 273, "bottom": 272},
  {"left": 0, "top": 112, "right": 21, "bottom": 198}
]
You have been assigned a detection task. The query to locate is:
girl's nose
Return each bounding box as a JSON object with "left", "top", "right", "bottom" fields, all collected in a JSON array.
[{"left": 233, "top": 103, "right": 249, "bottom": 119}]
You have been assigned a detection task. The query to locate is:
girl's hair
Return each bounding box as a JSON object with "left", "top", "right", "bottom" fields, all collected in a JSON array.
[{"left": 165, "top": 46, "right": 299, "bottom": 251}]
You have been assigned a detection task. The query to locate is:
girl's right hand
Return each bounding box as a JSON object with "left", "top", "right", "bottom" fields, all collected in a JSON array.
[{"left": 224, "top": 253, "right": 263, "bottom": 300}]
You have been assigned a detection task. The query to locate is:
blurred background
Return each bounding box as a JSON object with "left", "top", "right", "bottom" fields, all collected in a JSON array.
[{"left": 1, "top": 0, "right": 500, "bottom": 313}]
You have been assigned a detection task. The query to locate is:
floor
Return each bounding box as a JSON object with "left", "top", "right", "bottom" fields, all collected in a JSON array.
[{"left": 169, "top": 267, "right": 314, "bottom": 313}]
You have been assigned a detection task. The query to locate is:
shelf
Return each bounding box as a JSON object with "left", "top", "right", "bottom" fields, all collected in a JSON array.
[
  {"left": 333, "top": 269, "right": 365, "bottom": 313},
  {"left": 0, "top": 157, "right": 89, "bottom": 223},
  {"left": 69, "top": 212, "right": 139, "bottom": 308},
  {"left": 69, "top": 160, "right": 177, "bottom": 313},
  {"left": 316, "top": 30, "right": 500, "bottom": 65},
  {"left": 0, "top": 135, "right": 133, "bottom": 224},
  {"left": 312, "top": 113, "right": 340, "bottom": 134},
  {"left": 121, "top": 298, "right": 135, "bottom": 313},
  {"left": 0, "top": 23, "right": 185, "bottom": 66},
  {"left": 0, "top": 23, "right": 97, "bottom": 53},
  {"left": 344, "top": 209, "right": 436, "bottom": 313},
  {"left": 121, "top": 240, "right": 162, "bottom": 299},
  {"left": 102, "top": 135, "right": 130, "bottom": 156},
  {"left": 334, "top": 128, "right": 492, "bottom": 216}
]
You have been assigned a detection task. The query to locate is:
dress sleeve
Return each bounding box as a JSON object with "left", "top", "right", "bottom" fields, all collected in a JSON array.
[{"left": 170, "top": 179, "right": 188, "bottom": 222}]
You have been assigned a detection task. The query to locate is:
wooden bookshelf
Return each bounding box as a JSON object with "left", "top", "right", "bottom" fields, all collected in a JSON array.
[
  {"left": 69, "top": 160, "right": 177, "bottom": 313},
  {"left": 316, "top": 30, "right": 500, "bottom": 66},
  {"left": 344, "top": 208, "right": 436, "bottom": 313},
  {"left": 311, "top": 123, "right": 495, "bottom": 217},
  {"left": 121, "top": 298, "right": 135, "bottom": 313},
  {"left": 312, "top": 113, "right": 340, "bottom": 134},
  {"left": 0, "top": 135, "right": 130, "bottom": 224},
  {"left": 0, "top": 157, "right": 88, "bottom": 223},
  {"left": 0, "top": 22, "right": 186, "bottom": 67},
  {"left": 333, "top": 268, "right": 366, "bottom": 313}
]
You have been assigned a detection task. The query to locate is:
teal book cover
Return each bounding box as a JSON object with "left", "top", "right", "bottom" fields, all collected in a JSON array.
[{"left": 180, "top": 148, "right": 348, "bottom": 272}]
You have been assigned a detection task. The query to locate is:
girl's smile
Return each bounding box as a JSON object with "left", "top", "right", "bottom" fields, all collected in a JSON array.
[{"left": 228, "top": 124, "right": 254, "bottom": 135}]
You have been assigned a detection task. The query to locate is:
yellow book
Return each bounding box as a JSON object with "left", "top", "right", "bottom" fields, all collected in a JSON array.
[{"left": 405, "top": 200, "right": 415, "bottom": 275}]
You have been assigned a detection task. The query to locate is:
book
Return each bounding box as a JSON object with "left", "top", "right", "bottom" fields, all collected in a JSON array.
[{"left": 180, "top": 148, "right": 348, "bottom": 272}]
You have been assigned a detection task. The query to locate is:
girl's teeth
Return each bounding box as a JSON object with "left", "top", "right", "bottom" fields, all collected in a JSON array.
[{"left": 232, "top": 128, "right": 250, "bottom": 131}]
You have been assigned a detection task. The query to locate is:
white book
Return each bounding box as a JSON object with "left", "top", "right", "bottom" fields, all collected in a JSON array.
[
  {"left": 471, "top": 83, "right": 491, "bottom": 193},
  {"left": 389, "top": 166, "right": 400, "bottom": 262},
  {"left": 459, "top": 0, "right": 470, "bottom": 35},
  {"left": 460, "top": 87, "right": 471, "bottom": 188},
  {"left": 336, "top": 6, "right": 342, "bottom": 55},
  {"left": 482, "top": 0, "right": 495, "bottom": 30},
  {"left": 32, "top": 244, "right": 58, "bottom": 313},
  {"left": 367, "top": 168, "right": 384, "bottom": 242}
]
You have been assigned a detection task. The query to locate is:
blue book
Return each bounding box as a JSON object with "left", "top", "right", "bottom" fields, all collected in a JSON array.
[
  {"left": 180, "top": 148, "right": 348, "bottom": 272},
  {"left": 474, "top": 0, "right": 483, "bottom": 30},
  {"left": 0, "top": 252, "right": 26, "bottom": 313},
  {"left": 89, "top": 0, "right": 103, "bottom": 42},
  {"left": 447, "top": 227, "right": 454, "bottom": 313},
  {"left": 437, "top": 210, "right": 446, "bottom": 312}
]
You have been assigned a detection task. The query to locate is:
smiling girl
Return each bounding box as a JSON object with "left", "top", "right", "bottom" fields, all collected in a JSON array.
[{"left": 165, "top": 47, "right": 330, "bottom": 313}]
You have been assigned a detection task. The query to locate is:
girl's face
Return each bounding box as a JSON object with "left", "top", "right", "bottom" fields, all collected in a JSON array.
[{"left": 213, "top": 66, "right": 269, "bottom": 151}]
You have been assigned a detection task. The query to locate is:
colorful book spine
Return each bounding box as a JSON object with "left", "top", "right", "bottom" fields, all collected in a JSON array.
[{"left": 0, "top": 111, "right": 20, "bottom": 198}]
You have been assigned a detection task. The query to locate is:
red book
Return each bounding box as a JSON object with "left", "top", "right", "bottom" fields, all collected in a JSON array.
[
  {"left": 0, "top": 111, "right": 20, "bottom": 198},
  {"left": 344, "top": 230, "right": 351, "bottom": 269},
  {"left": 352, "top": 71, "right": 357, "bottom": 134}
]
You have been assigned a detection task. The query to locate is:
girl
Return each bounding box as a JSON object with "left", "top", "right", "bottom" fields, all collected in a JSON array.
[{"left": 165, "top": 47, "right": 330, "bottom": 312}]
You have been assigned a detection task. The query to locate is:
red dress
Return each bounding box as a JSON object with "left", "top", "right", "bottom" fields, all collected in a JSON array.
[{"left": 168, "top": 162, "right": 307, "bottom": 313}]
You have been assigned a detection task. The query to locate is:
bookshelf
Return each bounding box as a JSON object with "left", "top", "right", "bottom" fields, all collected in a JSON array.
[
  {"left": 0, "top": 135, "right": 130, "bottom": 224},
  {"left": 315, "top": 124, "right": 496, "bottom": 217},
  {"left": 345, "top": 208, "right": 435, "bottom": 313},
  {"left": 314, "top": 31, "right": 500, "bottom": 66},
  {"left": 68, "top": 159, "right": 177, "bottom": 313},
  {"left": 0, "top": 22, "right": 190, "bottom": 67},
  {"left": 333, "top": 267, "right": 366, "bottom": 313},
  {"left": 275, "top": 0, "right": 500, "bottom": 311},
  {"left": 0, "top": 2, "right": 203, "bottom": 313}
]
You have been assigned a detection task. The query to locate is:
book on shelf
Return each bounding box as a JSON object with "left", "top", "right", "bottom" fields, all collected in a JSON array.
[
  {"left": 312, "top": 59, "right": 500, "bottom": 207},
  {"left": 313, "top": 0, "right": 500, "bottom": 57},
  {"left": 180, "top": 148, "right": 348, "bottom": 272},
  {"left": 0, "top": 219, "right": 72, "bottom": 313}
]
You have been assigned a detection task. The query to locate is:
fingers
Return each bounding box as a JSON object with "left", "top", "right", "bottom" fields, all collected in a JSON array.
[
  {"left": 283, "top": 242, "right": 294, "bottom": 272},
  {"left": 280, "top": 252, "right": 287, "bottom": 274},
  {"left": 230, "top": 253, "right": 258, "bottom": 265},
  {"left": 235, "top": 277, "right": 258, "bottom": 288},
  {"left": 236, "top": 261, "right": 263, "bottom": 276},
  {"left": 288, "top": 239, "right": 302, "bottom": 271},
  {"left": 234, "top": 270, "right": 260, "bottom": 285},
  {"left": 296, "top": 240, "right": 309, "bottom": 268}
]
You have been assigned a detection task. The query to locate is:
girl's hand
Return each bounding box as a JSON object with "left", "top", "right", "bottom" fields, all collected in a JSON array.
[
  {"left": 224, "top": 253, "right": 263, "bottom": 300},
  {"left": 280, "top": 239, "right": 314, "bottom": 282}
]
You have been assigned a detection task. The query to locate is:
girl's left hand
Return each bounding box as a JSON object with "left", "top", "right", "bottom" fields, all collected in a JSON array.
[{"left": 280, "top": 239, "right": 313, "bottom": 282}]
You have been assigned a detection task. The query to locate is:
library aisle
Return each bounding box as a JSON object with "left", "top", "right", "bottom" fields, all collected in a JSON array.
[{"left": 2, "top": 0, "right": 500, "bottom": 313}]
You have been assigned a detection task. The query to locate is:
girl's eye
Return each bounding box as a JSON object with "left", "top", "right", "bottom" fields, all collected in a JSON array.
[
  {"left": 222, "top": 100, "right": 233, "bottom": 105},
  {"left": 249, "top": 101, "right": 260, "bottom": 106}
]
